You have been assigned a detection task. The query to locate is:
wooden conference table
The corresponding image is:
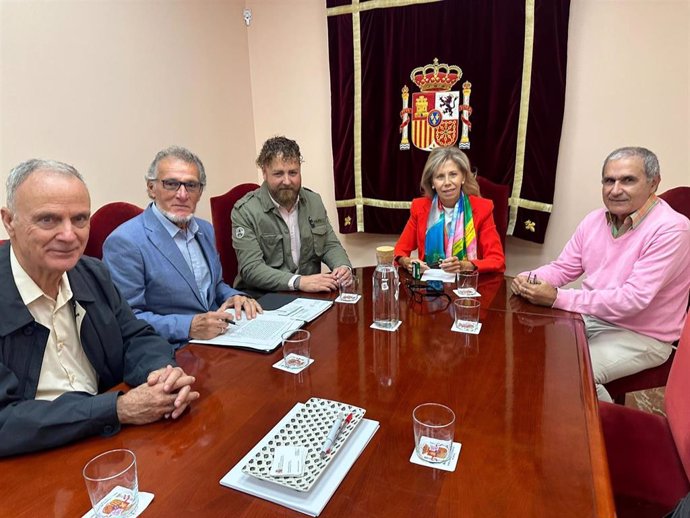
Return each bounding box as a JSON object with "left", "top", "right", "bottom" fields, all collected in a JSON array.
[{"left": 1, "top": 268, "right": 614, "bottom": 518}]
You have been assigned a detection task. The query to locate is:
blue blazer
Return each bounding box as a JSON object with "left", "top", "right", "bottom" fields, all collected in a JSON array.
[{"left": 103, "top": 205, "right": 241, "bottom": 347}]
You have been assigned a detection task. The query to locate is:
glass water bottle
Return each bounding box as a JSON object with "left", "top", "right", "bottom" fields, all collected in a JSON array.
[{"left": 372, "top": 245, "right": 400, "bottom": 329}]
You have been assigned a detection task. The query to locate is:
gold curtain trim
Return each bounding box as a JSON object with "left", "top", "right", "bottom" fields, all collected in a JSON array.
[
  {"left": 507, "top": 0, "right": 535, "bottom": 236},
  {"left": 329, "top": 0, "right": 441, "bottom": 232},
  {"left": 327, "top": 0, "right": 441, "bottom": 17},
  {"left": 336, "top": 198, "right": 412, "bottom": 209},
  {"left": 334, "top": 196, "right": 551, "bottom": 212},
  {"left": 509, "top": 197, "right": 552, "bottom": 212},
  {"left": 352, "top": 3, "right": 364, "bottom": 231}
]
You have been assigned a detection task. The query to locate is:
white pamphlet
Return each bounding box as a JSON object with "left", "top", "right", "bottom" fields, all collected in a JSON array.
[
  {"left": 272, "top": 298, "right": 333, "bottom": 323},
  {"left": 421, "top": 268, "right": 456, "bottom": 283}
]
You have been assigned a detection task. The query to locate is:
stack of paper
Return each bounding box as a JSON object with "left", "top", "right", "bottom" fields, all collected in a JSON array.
[
  {"left": 191, "top": 312, "right": 302, "bottom": 352},
  {"left": 191, "top": 299, "right": 333, "bottom": 353}
]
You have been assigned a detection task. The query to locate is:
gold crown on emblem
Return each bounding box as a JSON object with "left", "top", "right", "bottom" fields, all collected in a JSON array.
[{"left": 410, "top": 58, "right": 462, "bottom": 92}]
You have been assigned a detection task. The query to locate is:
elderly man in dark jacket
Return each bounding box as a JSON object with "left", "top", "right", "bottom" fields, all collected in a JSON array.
[{"left": 0, "top": 159, "right": 199, "bottom": 457}]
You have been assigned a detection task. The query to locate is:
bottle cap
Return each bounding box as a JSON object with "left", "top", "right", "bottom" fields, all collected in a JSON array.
[{"left": 376, "top": 245, "right": 395, "bottom": 263}]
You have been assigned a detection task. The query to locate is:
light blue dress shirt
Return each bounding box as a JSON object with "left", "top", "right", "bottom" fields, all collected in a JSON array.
[{"left": 151, "top": 203, "right": 212, "bottom": 308}]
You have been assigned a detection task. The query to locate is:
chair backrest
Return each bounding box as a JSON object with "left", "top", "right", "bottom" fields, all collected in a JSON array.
[
  {"left": 660, "top": 187, "right": 690, "bottom": 312},
  {"left": 660, "top": 186, "right": 690, "bottom": 220},
  {"left": 84, "top": 202, "right": 144, "bottom": 259},
  {"left": 666, "top": 314, "right": 690, "bottom": 479},
  {"left": 210, "top": 183, "right": 259, "bottom": 285},
  {"left": 476, "top": 175, "right": 510, "bottom": 249}
]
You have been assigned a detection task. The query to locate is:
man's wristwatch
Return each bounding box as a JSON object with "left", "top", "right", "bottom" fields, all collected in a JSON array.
[{"left": 294, "top": 275, "right": 302, "bottom": 290}]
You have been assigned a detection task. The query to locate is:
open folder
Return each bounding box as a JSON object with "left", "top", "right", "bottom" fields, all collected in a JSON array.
[
  {"left": 191, "top": 298, "right": 333, "bottom": 353},
  {"left": 220, "top": 400, "right": 379, "bottom": 516}
]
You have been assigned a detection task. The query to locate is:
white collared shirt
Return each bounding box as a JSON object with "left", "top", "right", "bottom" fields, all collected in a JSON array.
[
  {"left": 152, "top": 203, "right": 211, "bottom": 306},
  {"left": 11, "top": 247, "right": 98, "bottom": 401},
  {"left": 268, "top": 194, "right": 302, "bottom": 290}
]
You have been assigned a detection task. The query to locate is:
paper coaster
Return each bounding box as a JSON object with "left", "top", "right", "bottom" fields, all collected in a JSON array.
[
  {"left": 82, "top": 491, "right": 154, "bottom": 518},
  {"left": 409, "top": 442, "right": 462, "bottom": 472},
  {"left": 272, "top": 357, "right": 314, "bottom": 373},
  {"left": 369, "top": 320, "right": 402, "bottom": 332},
  {"left": 334, "top": 294, "right": 361, "bottom": 304},
  {"left": 451, "top": 322, "right": 482, "bottom": 334},
  {"left": 453, "top": 288, "right": 481, "bottom": 298}
]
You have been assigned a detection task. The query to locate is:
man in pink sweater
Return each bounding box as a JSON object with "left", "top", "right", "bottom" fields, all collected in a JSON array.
[{"left": 511, "top": 147, "right": 690, "bottom": 402}]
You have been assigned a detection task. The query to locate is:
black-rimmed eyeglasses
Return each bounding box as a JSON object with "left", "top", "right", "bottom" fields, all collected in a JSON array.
[
  {"left": 406, "top": 282, "right": 451, "bottom": 306},
  {"left": 154, "top": 179, "right": 204, "bottom": 193}
]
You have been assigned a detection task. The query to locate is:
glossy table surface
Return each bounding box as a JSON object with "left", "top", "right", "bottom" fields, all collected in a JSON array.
[{"left": 0, "top": 268, "right": 614, "bottom": 518}]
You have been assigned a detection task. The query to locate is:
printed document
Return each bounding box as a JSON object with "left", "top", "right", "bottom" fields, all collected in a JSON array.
[{"left": 191, "top": 299, "right": 332, "bottom": 353}]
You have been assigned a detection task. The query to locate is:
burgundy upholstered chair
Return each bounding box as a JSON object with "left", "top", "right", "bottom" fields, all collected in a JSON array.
[
  {"left": 209, "top": 183, "right": 259, "bottom": 286},
  {"left": 599, "top": 314, "right": 690, "bottom": 517},
  {"left": 604, "top": 186, "right": 690, "bottom": 404},
  {"left": 476, "top": 175, "right": 510, "bottom": 249},
  {"left": 84, "top": 202, "right": 143, "bottom": 259}
]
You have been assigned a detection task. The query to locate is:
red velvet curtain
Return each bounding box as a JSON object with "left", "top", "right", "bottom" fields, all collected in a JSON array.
[{"left": 327, "top": 0, "right": 570, "bottom": 243}]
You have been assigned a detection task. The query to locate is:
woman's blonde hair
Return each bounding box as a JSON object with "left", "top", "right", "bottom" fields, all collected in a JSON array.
[{"left": 419, "top": 147, "right": 480, "bottom": 198}]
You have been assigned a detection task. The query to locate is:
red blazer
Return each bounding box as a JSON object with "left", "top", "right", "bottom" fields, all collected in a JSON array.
[{"left": 394, "top": 195, "right": 506, "bottom": 273}]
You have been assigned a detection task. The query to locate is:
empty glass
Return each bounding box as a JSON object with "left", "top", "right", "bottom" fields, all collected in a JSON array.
[
  {"left": 83, "top": 449, "right": 139, "bottom": 518},
  {"left": 454, "top": 298, "right": 480, "bottom": 332},
  {"left": 456, "top": 270, "right": 479, "bottom": 296},
  {"left": 338, "top": 275, "right": 359, "bottom": 302},
  {"left": 413, "top": 403, "right": 455, "bottom": 463},
  {"left": 282, "top": 329, "right": 311, "bottom": 369}
]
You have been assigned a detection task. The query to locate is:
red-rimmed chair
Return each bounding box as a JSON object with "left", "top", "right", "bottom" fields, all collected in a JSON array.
[
  {"left": 209, "top": 183, "right": 259, "bottom": 286},
  {"left": 604, "top": 186, "right": 690, "bottom": 404},
  {"left": 599, "top": 314, "right": 690, "bottom": 517},
  {"left": 84, "top": 202, "right": 143, "bottom": 259}
]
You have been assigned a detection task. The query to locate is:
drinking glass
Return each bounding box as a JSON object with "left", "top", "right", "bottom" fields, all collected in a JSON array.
[
  {"left": 413, "top": 403, "right": 455, "bottom": 463},
  {"left": 282, "top": 329, "right": 311, "bottom": 369},
  {"left": 83, "top": 449, "right": 139, "bottom": 518},
  {"left": 454, "top": 298, "right": 480, "bottom": 332},
  {"left": 456, "top": 270, "right": 479, "bottom": 296},
  {"left": 338, "top": 275, "right": 359, "bottom": 302}
]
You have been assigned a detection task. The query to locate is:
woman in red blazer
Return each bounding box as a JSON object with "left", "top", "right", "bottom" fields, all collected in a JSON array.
[{"left": 394, "top": 148, "right": 505, "bottom": 274}]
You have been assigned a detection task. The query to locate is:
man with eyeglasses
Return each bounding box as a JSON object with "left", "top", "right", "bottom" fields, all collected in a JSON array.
[{"left": 103, "top": 146, "right": 261, "bottom": 349}]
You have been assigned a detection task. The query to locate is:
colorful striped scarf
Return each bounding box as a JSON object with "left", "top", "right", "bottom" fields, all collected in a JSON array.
[{"left": 424, "top": 192, "right": 477, "bottom": 266}]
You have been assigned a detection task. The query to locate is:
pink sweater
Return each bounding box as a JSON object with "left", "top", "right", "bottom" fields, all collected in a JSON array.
[{"left": 526, "top": 200, "right": 690, "bottom": 343}]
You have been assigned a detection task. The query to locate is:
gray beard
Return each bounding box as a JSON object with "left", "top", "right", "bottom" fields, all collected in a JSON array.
[{"left": 158, "top": 206, "right": 194, "bottom": 226}]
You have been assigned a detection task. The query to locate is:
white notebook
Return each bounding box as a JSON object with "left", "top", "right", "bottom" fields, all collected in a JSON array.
[{"left": 220, "top": 402, "right": 379, "bottom": 516}]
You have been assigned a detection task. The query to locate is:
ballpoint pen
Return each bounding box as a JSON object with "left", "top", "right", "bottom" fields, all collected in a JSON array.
[{"left": 320, "top": 412, "right": 353, "bottom": 458}]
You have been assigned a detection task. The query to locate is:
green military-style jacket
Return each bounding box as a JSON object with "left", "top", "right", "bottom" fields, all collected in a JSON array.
[{"left": 231, "top": 182, "right": 351, "bottom": 291}]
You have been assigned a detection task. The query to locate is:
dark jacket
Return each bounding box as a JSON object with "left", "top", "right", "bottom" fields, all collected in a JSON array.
[
  {"left": 0, "top": 243, "right": 175, "bottom": 457},
  {"left": 231, "top": 183, "right": 351, "bottom": 291}
]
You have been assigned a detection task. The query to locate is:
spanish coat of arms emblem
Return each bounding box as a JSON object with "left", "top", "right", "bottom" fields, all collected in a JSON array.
[{"left": 400, "top": 58, "right": 472, "bottom": 151}]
